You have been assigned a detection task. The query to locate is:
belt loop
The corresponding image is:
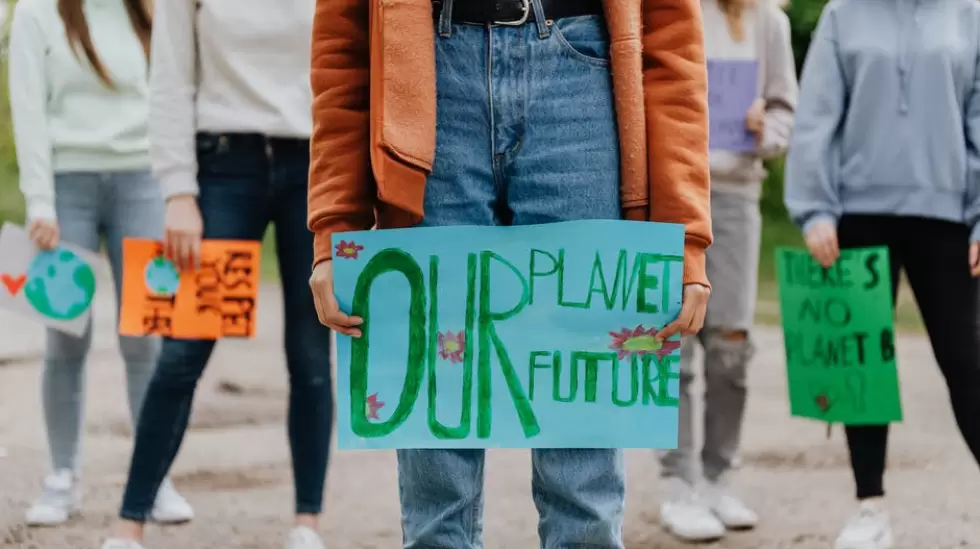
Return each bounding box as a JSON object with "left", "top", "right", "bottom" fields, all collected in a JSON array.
[
  {"left": 438, "top": 0, "right": 455, "bottom": 37},
  {"left": 530, "top": 0, "right": 549, "bottom": 38}
]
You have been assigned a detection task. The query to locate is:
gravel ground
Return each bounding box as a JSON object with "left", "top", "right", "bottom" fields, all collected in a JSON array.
[{"left": 1, "top": 286, "right": 977, "bottom": 549}]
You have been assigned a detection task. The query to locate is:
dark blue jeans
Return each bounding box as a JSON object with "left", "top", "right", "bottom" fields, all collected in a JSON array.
[{"left": 119, "top": 133, "right": 333, "bottom": 520}]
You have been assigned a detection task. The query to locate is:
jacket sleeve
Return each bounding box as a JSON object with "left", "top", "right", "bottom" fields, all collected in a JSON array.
[
  {"left": 784, "top": 6, "right": 845, "bottom": 234},
  {"left": 641, "top": 0, "right": 712, "bottom": 288},
  {"left": 757, "top": 6, "right": 798, "bottom": 160},
  {"left": 308, "top": 0, "right": 376, "bottom": 265},
  {"left": 8, "top": 1, "right": 54, "bottom": 221},
  {"left": 149, "top": 0, "right": 199, "bottom": 200},
  {"left": 965, "top": 11, "right": 980, "bottom": 243}
]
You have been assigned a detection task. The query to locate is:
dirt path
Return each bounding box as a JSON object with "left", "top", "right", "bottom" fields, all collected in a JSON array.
[{"left": 1, "top": 287, "right": 977, "bottom": 549}]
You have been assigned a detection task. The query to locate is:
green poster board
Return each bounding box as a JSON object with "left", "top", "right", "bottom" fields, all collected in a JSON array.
[{"left": 776, "top": 247, "right": 902, "bottom": 425}]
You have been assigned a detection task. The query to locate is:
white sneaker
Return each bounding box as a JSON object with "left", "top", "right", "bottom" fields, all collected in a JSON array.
[
  {"left": 25, "top": 469, "right": 80, "bottom": 526},
  {"left": 705, "top": 481, "right": 759, "bottom": 530},
  {"left": 99, "top": 539, "right": 145, "bottom": 549},
  {"left": 151, "top": 478, "right": 194, "bottom": 524},
  {"left": 834, "top": 500, "right": 894, "bottom": 549},
  {"left": 285, "top": 526, "right": 326, "bottom": 549},
  {"left": 659, "top": 477, "right": 725, "bottom": 542}
]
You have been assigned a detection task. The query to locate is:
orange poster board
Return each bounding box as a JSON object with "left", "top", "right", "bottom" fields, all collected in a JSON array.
[{"left": 119, "top": 238, "right": 261, "bottom": 339}]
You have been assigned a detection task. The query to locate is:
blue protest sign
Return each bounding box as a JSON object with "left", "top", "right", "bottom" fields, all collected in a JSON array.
[{"left": 332, "top": 220, "right": 684, "bottom": 449}]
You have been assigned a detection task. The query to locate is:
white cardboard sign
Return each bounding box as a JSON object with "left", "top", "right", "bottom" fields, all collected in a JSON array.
[{"left": 0, "top": 222, "right": 104, "bottom": 336}]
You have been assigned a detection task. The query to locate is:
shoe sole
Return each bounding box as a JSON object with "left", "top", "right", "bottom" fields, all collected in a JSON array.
[
  {"left": 151, "top": 514, "right": 194, "bottom": 525},
  {"left": 721, "top": 519, "right": 758, "bottom": 532},
  {"left": 25, "top": 509, "right": 80, "bottom": 528},
  {"left": 834, "top": 530, "right": 895, "bottom": 549},
  {"left": 662, "top": 524, "right": 725, "bottom": 543}
]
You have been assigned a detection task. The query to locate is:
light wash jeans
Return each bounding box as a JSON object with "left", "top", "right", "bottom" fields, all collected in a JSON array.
[
  {"left": 659, "top": 182, "right": 760, "bottom": 484},
  {"left": 396, "top": 7, "right": 624, "bottom": 549},
  {"left": 44, "top": 171, "right": 164, "bottom": 472}
]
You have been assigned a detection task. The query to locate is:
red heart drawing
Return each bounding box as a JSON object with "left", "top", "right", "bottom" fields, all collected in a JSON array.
[{"left": 1, "top": 273, "right": 26, "bottom": 295}]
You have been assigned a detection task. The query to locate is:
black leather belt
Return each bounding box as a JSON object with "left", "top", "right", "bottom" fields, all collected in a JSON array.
[{"left": 433, "top": 0, "right": 604, "bottom": 25}]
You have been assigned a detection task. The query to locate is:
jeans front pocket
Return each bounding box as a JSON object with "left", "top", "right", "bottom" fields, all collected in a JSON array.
[
  {"left": 195, "top": 133, "right": 266, "bottom": 184},
  {"left": 549, "top": 15, "right": 611, "bottom": 68},
  {"left": 195, "top": 133, "right": 234, "bottom": 175}
]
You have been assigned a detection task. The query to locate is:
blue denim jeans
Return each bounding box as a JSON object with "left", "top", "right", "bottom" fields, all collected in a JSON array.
[
  {"left": 396, "top": 9, "right": 625, "bottom": 549},
  {"left": 45, "top": 171, "right": 163, "bottom": 473},
  {"left": 118, "top": 134, "right": 333, "bottom": 520}
]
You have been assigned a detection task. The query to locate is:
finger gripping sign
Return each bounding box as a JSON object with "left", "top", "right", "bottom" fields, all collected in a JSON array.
[
  {"left": 331, "top": 220, "right": 685, "bottom": 449},
  {"left": 119, "top": 238, "right": 261, "bottom": 339},
  {"left": 776, "top": 247, "right": 903, "bottom": 425}
]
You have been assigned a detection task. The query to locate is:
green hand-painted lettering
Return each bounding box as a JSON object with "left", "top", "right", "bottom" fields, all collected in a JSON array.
[
  {"left": 641, "top": 354, "right": 680, "bottom": 407},
  {"left": 529, "top": 249, "right": 559, "bottom": 306},
  {"left": 557, "top": 249, "right": 588, "bottom": 309},
  {"left": 585, "top": 252, "right": 617, "bottom": 310},
  {"left": 478, "top": 251, "right": 540, "bottom": 438},
  {"left": 571, "top": 351, "right": 617, "bottom": 402},
  {"left": 636, "top": 253, "right": 660, "bottom": 314},
  {"left": 349, "top": 249, "right": 426, "bottom": 437},
  {"left": 613, "top": 355, "right": 639, "bottom": 407},
  {"left": 528, "top": 351, "right": 552, "bottom": 401},
  {"left": 426, "top": 254, "right": 474, "bottom": 439}
]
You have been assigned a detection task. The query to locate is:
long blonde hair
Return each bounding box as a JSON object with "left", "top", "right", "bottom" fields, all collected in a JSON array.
[{"left": 717, "top": 0, "right": 789, "bottom": 42}]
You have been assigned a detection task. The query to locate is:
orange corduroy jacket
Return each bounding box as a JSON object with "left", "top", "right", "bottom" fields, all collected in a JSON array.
[{"left": 308, "top": 0, "right": 713, "bottom": 287}]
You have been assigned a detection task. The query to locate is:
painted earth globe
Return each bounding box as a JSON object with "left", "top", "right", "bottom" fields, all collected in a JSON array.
[
  {"left": 24, "top": 248, "right": 96, "bottom": 321},
  {"left": 144, "top": 256, "right": 180, "bottom": 296}
]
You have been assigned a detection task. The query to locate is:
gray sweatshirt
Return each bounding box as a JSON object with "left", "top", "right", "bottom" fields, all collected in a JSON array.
[
  {"left": 702, "top": 0, "right": 798, "bottom": 188},
  {"left": 785, "top": 0, "right": 980, "bottom": 241}
]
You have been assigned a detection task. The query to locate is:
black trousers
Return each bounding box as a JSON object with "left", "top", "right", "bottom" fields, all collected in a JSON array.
[{"left": 837, "top": 215, "right": 980, "bottom": 499}]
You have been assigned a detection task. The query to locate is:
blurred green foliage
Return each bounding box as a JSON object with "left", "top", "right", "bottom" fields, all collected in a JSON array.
[
  {"left": 785, "top": 0, "right": 829, "bottom": 75},
  {"left": 0, "top": 0, "right": 23, "bottom": 224}
]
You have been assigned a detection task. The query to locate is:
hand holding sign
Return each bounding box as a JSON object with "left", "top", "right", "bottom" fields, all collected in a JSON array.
[
  {"left": 28, "top": 218, "right": 60, "bottom": 250},
  {"left": 309, "top": 259, "right": 362, "bottom": 337},
  {"left": 745, "top": 98, "right": 766, "bottom": 145},
  {"left": 804, "top": 218, "right": 840, "bottom": 268},
  {"left": 163, "top": 196, "right": 203, "bottom": 271}
]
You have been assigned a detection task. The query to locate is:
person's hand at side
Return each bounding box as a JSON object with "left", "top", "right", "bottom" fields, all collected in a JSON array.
[
  {"left": 805, "top": 218, "right": 839, "bottom": 268},
  {"left": 28, "top": 218, "right": 59, "bottom": 250},
  {"left": 657, "top": 283, "right": 711, "bottom": 340},
  {"left": 309, "top": 259, "right": 363, "bottom": 336},
  {"left": 164, "top": 195, "right": 203, "bottom": 271},
  {"left": 969, "top": 240, "right": 980, "bottom": 278},
  {"left": 745, "top": 98, "right": 766, "bottom": 146}
]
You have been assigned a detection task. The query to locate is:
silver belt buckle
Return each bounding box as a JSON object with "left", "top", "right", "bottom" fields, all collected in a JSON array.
[{"left": 494, "top": 0, "right": 531, "bottom": 26}]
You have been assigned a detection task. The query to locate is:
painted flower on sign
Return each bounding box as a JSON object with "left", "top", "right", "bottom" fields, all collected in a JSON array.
[
  {"left": 334, "top": 240, "right": 364, "bottom": 259},
  {"left": 815, "top": 394, "right": 831, "bottom": 412},
  {"left": 365, "top": 393, "right": 385, "bottom": 420},
  {"left": 438, "top": 331, "right": 465, "bottom": 363},
  {"left": 608, "top": 325, "right": 680, "bottom": 360}
]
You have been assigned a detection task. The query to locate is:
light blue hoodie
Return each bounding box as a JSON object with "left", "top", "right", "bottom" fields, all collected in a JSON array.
[{"left": 785, "top": 0, "right": 980, "bottom": 241}]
